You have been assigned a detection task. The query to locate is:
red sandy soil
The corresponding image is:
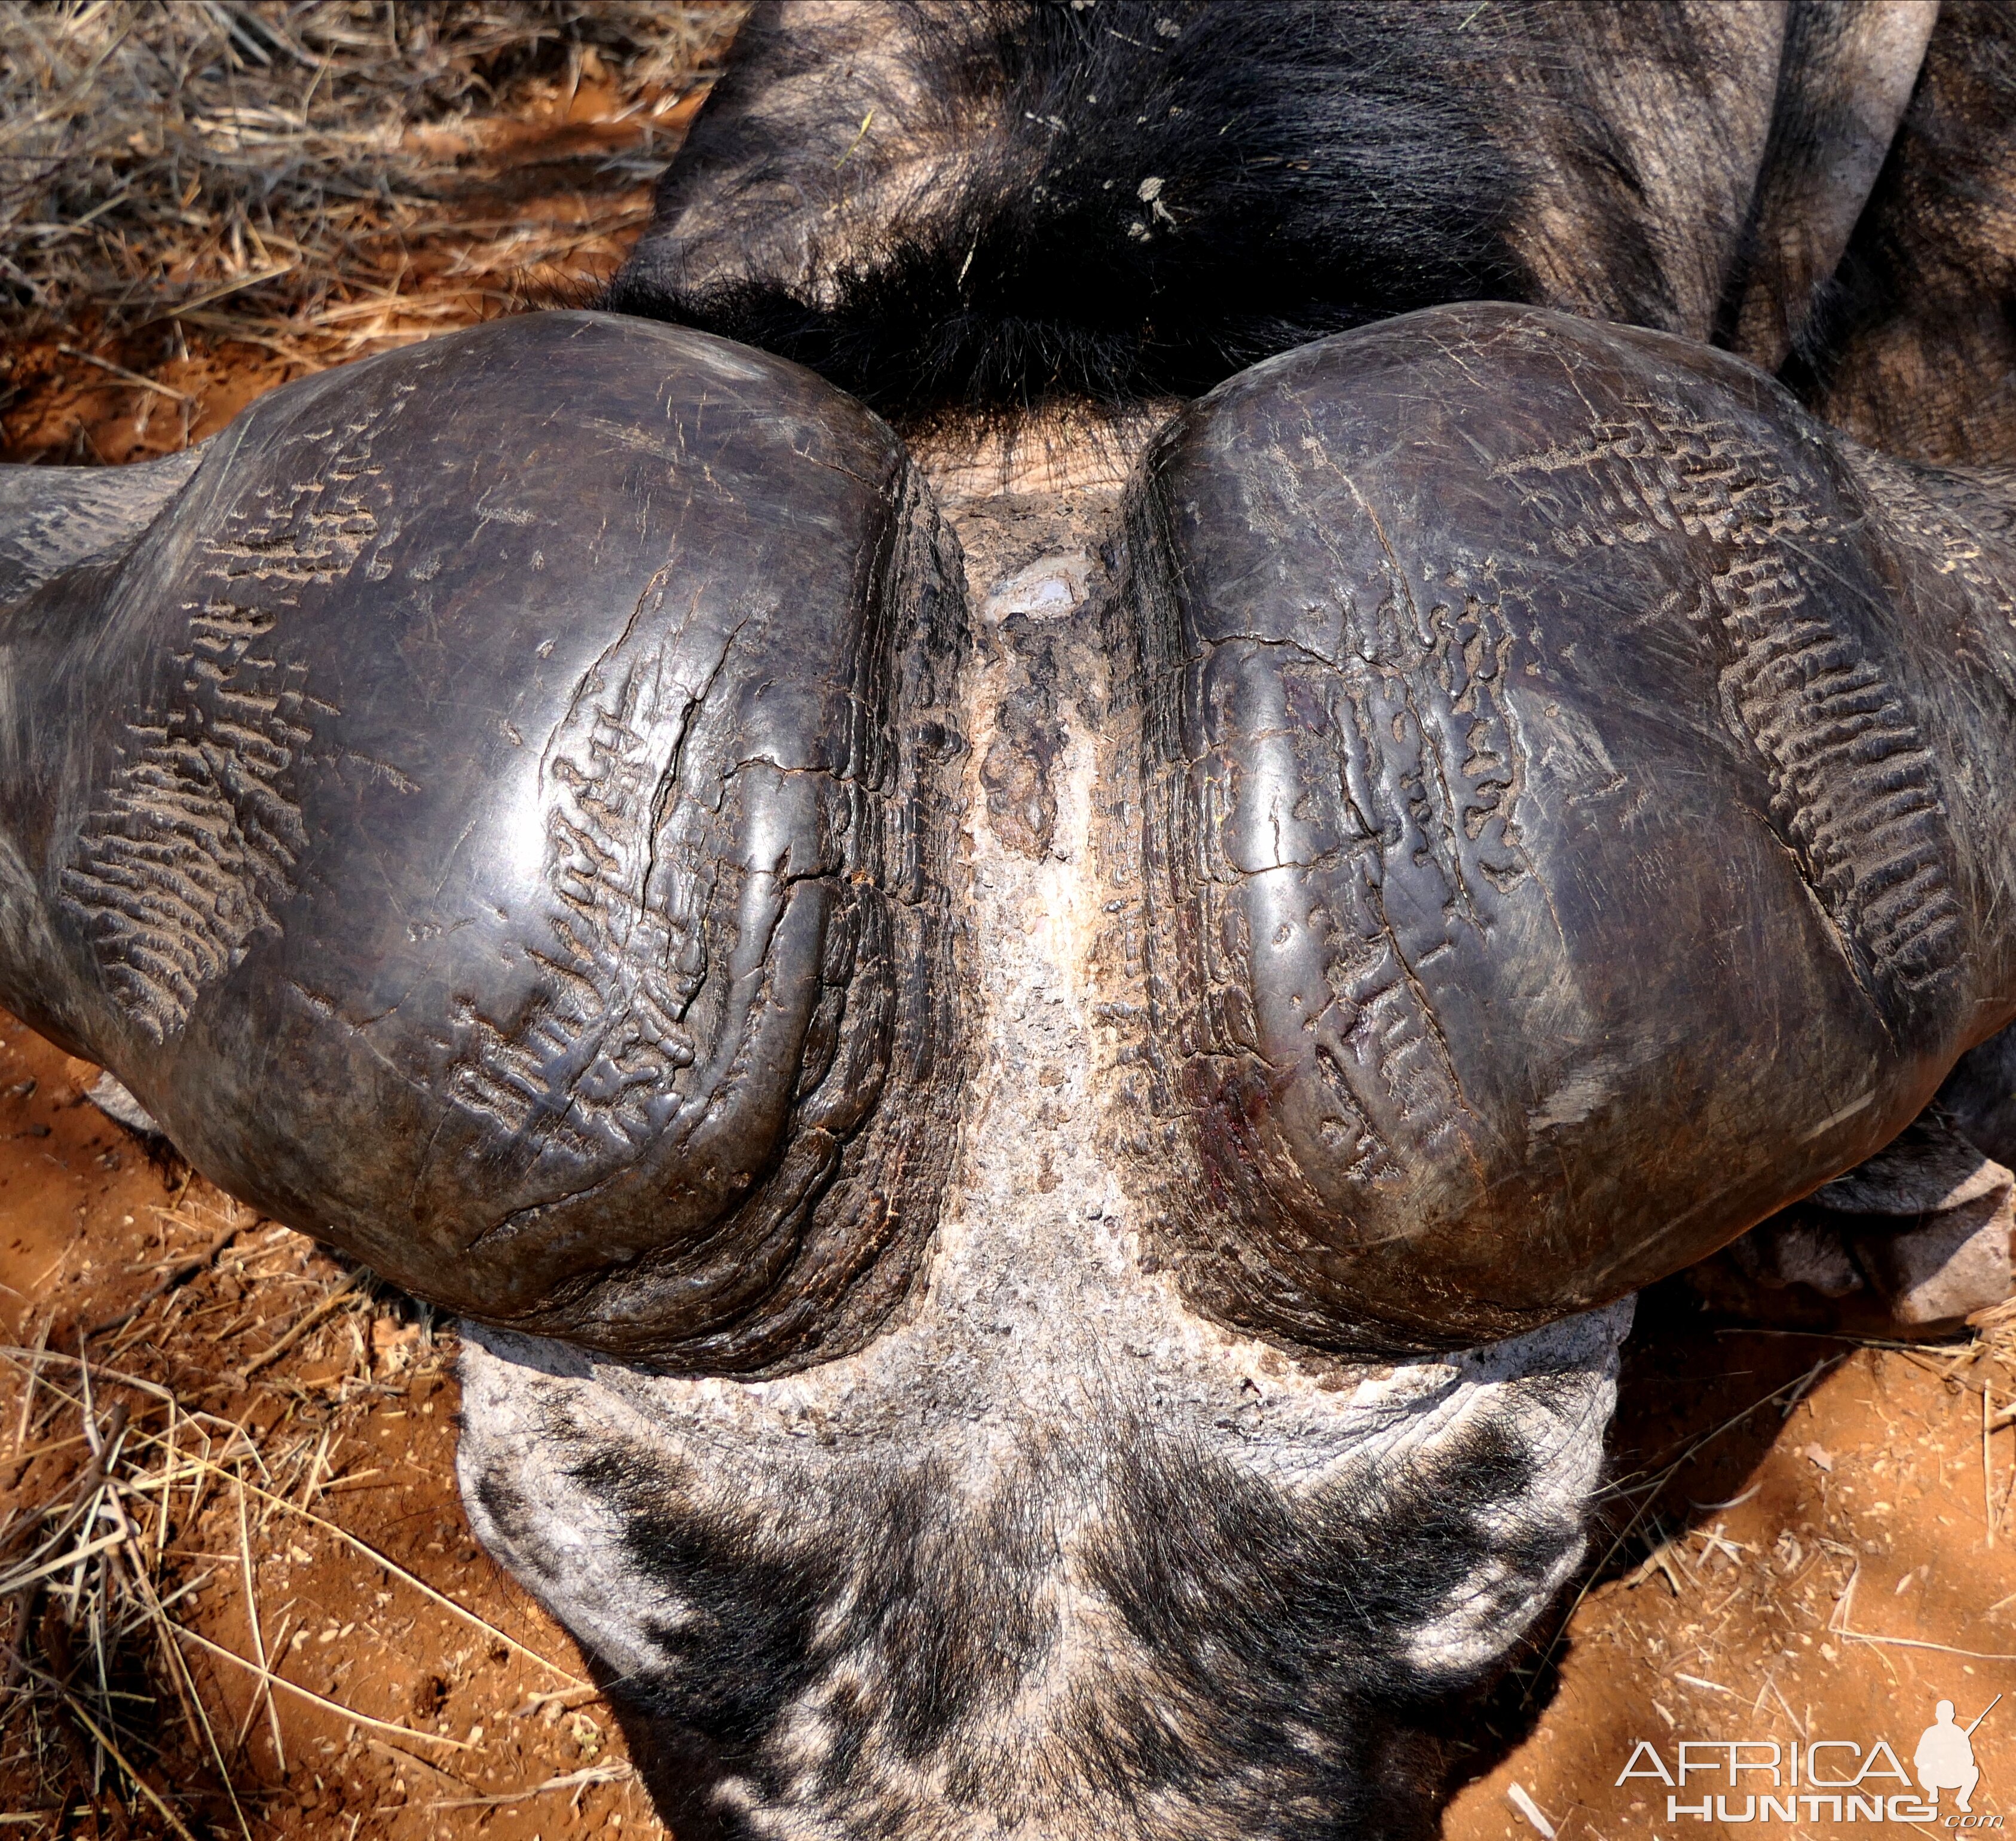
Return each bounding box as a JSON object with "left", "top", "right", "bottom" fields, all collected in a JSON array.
[
  {"left": 1448, "top": 1288, "right": 2016, "bottom": 1841},
  {"left": 0, "top": 58, "right": 708, "bottom": 469},
  {"left": 0, "top": 1016, "right": 661, "bottom": 1837}
]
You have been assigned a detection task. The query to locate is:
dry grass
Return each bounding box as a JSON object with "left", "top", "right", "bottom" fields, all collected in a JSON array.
[
  {"left": 0, "top": 0, "right": 733, "bottom": 326},
  {"left": 0, "top": 1176, "right": 626, "bottom": 1833},
  {"left": 4, "top": 1192, "right": 357, "bottom": 1828},
  {"left": 0, "top": 0, "right": 741, "bottom": 457}
]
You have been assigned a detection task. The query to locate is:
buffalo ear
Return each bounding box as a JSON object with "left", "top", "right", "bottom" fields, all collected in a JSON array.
[
  {"left": 1783, "top": 2, "right": 2016, "bottom": 468},
  {"left": 1717, "top": 2, "right": 1938, "bottom": 371}
]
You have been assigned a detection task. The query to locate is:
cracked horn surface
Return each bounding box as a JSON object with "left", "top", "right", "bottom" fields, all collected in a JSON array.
[
  {"left": 1134, "top": 302, "right": 2016, "bottom": 1353},
  {"left": 0, "top": 311, "right": 968, "bottom": 1368}
]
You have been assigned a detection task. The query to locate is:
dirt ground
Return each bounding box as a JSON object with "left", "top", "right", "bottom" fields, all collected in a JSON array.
[
  {"left": 3, "top": 11, "right": 2015, "bottom": 1838},
  {"left": 1446, "top": 1289, "right": 2016, "bottom": 1841}
]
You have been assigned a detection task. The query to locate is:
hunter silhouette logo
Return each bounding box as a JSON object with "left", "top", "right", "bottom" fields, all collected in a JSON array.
[
  {"left": 1918, "top": 1698, "right": 1997, "bottom": 1814},
  {"left": 1618, "top": 1694, "right": 2001, "bottom": 1826}
]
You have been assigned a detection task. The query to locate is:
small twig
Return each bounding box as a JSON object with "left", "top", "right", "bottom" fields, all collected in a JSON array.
[
  {"left": 169, "top": 307, "right": 320, "bottom": 362},
  {"left": 1620, "top": 1534, "right": 1685, "bottom": 1598},
  {"left": 1769, "top": 1675, "right": 1809, "bottom": 1739},
  {"left": 1689, "top": 1481, "right": 1763, "bottom": 1511},
  {"left": 296, "top": 1424, "right": 334, "bottom": 1508},
  {"left": 1, "top": 1344, "right": 247, "bottom": 1417},
  {"left": 3, "top": 1399, "right": 129, "bottom": 1576},
  {"left": 232, "top": 1268, "right": 366, "bottom": 1380},
  {"left": 1839, "top": 1629, "right": 2016, "bottom": 1662},
  {"left": 1781, "top": 1356, "right": 1831, "bottom": 1419},
  {"left": 127, "top": 1562, "right": 253, "bottom": 1841},
  {"left": 1506, "top": 1782, "right": 1557, "bottom": 1840},
  {"left": 0, "top": 1347, "right": 579, "bottom": 1681},
  {"left": 0, "top": 1527, "right": 127, "bottom": 1596},
  {"left": 13, "top": 1312, "right": 50, "bottom": 1454},
  {"left": 365, "top": 1734, "right": 472, "bottom": 1791},
  {"left": 87, "top": 1218, "right": 246, "bottom": 1340},
  {"left": 236, "top": 1478, "right": 284, "bottom": 1769},
  {"left": 238, "top": 1608, "right": 292, "bottom": 1753},
  {"left": 1988, "top": 1386, "right": 1998, "bottom": 1549},
  {"left": 1, "top": 1579, "right": 38, "bottom": 1693},
  {"left": 426, "top": 1762, "right": 634, "bottom": 1812},
  {"left": 1714, "top": 1327, "right": 1965, "bottom": 1356},
  {"left": 54, "top": 343, "right": 189, "bottom": 402},
  {"left": 1821, "top": 1551, "right": 2016, "bottom": 1657},
  {"left": 512, "top": 1683, "right": 605, "bottom": 1717},
  {"left": 169, "top": 1620, "right": 475, "bottom": 1749},
  {"left": 149, "top": 260, "right": 296, "bottom": 321},
  {"left": 238, "top": 1482, "right": 584, "bottom": 1683}
]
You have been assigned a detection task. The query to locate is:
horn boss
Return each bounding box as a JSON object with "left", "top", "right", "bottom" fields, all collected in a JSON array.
[
  {"left": 0, "top": 312, "right": 967, "bottom": 1371},
  {"left": 1133, "top": 304, "right": 2016, "bottom": 1351}
]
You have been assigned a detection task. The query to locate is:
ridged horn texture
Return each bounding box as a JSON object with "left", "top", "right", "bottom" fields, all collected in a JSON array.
[
  {"left": 0, "top": 311, "right": 968, "bottom": 1371},
  {"left": 1131, "top": 303, "right": 2016, "bottom": 1352}
]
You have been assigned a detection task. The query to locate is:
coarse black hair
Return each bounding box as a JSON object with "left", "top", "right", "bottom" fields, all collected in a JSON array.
[{"left": 604, "top": 0, "right": 1531, "bottom": 415}]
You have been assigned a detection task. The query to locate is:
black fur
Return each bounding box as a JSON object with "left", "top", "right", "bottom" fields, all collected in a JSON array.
[{"left": 605, "top": 0, "right": 1529, "bottom": 414}]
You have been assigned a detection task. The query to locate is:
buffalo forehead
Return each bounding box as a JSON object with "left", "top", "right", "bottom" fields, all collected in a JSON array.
[{"left": 17, "top": 298, "right": 2006, "bottom": 1359}]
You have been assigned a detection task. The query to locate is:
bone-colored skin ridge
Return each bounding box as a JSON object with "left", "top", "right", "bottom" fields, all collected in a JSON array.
[{"left": 458, "top": 409, "right": 1632, "bottom": 1836}]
